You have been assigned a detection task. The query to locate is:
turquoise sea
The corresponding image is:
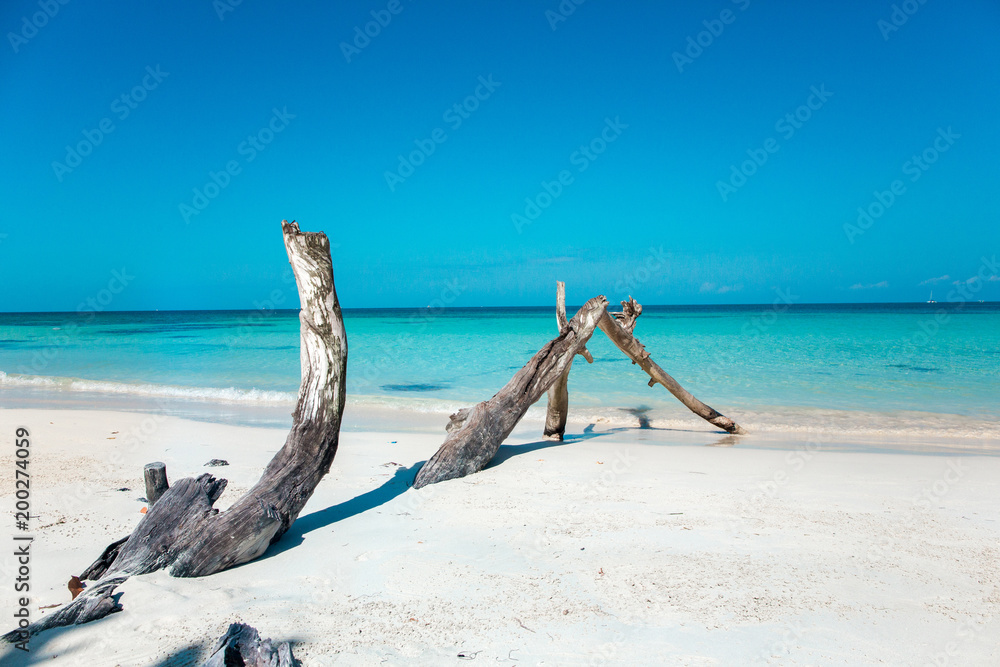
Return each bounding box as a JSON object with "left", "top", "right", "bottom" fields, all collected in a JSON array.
[{"left": 1, "top": 304, "right": 998, "bottom": 440}]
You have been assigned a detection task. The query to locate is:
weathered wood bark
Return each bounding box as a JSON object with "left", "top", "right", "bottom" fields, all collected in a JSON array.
[
  {"left": 610, "top": 296, "right": 642, "bottom": 333},
  {"left": 203, "top": 623, "right": 296, "bottom": 667},
  {"left": 3, "top": 221, "right": 348, "bottom": 642},
  {"left": 543, "top": 281, "right": 593, "bottom": 440},
  {"left": 597, "top": 302, "right": 746, "bottom": 435},
  {"left": 144, "top": 461, "right": 169, "bottom": 505},
  {"left": 80, "top": 536, "right": 128, "bottom": 580},
  {"left": 106, "top": 221, "right": 347, "bottom": 577},
  {"left": 414, "top": 295, "right": 609, "bottom": 488}
]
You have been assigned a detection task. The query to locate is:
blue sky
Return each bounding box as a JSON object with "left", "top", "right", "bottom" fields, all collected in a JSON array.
[{"left": 1, "top": 0, "right": 998, "bottom": 311}]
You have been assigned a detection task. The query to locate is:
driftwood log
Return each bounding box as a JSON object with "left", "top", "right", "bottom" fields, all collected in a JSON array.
[
  {"left": 598, "top": 299, "right": 746, "bottom": 435},
  {"left": 1, "top": 577, "right": 127, "bottom": 645},
  {"left": 543, "top": 281, "right": 593, "bottom": 441},
  {"left": 203, "top": 623, "right": 296, "bottom": 667},
  {"left": 413, "top": 295, "right": 609, "bottom": 488},
  {"left": 79, "top": 536, "right": 129, "bottom": 580},
  {"left": 2, "top": 220, "right": 348, "bottom": 642}
]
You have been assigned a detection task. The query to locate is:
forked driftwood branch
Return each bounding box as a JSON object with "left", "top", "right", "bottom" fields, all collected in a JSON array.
[
  {"left": 414, "top": 284, "right": 746, "bottom": 489},
  {"left": 413, "top": 295, "right": 609, "bottom": 488},
  {"left": 598, "top": 298, "right": 746, "bottom": 435},
  {"left": 548, "top": 286, "right": 745, "bottom": 437},
  {"left": 609, "top": 296, "right": 642, "bottom": 333},
  {"left": 2, "top": 221, "right": 348, "bottom": 642}
]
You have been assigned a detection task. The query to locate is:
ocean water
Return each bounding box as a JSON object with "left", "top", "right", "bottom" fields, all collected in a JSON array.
[{"left": 1, "top": 304, "right": 998, "bottom": 439}]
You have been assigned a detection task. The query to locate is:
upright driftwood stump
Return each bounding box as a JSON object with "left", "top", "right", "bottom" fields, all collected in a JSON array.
[
  {"left": 413, "top": 295, "right": 608, "bottom": 488},
  {"left": 143, "top": 462, "right": 169, "bottom": 505},
  {"left": 2, "top": 220, "right": 348, "bottom": 643},
  {"left": 543, "top": 281, "right": 593, "bottom": 441}
]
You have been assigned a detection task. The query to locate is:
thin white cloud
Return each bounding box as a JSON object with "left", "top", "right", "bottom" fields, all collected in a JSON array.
[
  {"left": 850, "top": 281, "right": 889, "bottom": 290},
  {"left": 700, "top": 282, "right": 743, "bottom": 294},
  {"left": 952, "top": 276, "right": 981, "bottom": 286},
  {"left": 918, "top": 275, "right": 950, "bottom": 285},
  {"left": 989, "top": 275, "right": 1000, "bottom": 282}
]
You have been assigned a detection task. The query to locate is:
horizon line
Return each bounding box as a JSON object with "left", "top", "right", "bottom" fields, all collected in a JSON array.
[{"left": 2, "top": 300, "right": 997, "bottom": 316}]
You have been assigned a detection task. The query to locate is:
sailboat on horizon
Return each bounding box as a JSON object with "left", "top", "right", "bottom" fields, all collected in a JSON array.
[{"left": 927, "top": 291, "right": 937, "bottom": 304}]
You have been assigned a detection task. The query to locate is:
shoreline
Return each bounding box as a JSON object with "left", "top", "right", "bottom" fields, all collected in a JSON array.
[
  {"left": 2, "top": 376, "right": 999, "bottom": 454},
  {"left": 0, "top": 406, "right": 998, "bottom": 664}
]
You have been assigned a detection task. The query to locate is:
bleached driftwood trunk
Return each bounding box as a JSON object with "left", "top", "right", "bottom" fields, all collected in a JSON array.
[
  {"left": 413, "top": 296, "right": 608, "bottom": 488},
  {"left": 598, "top": 299, "right": 746, "bottom": 435},
  {"left": 110, "top": 220, "right": 348, "bottom": 576},
  {"left": 3, "top": 221, "right": 347, "bottom": 643},
  {"left": 543, "top": 281, "right": 593, "bottom": 441}
]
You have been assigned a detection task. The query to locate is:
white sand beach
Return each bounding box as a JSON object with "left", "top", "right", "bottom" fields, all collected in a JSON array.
[{"left": 1, "top": 406, "right": 997, "bottom": 665}]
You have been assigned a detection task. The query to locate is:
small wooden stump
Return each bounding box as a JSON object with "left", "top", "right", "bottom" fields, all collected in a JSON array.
[{"left": 144, "top": 462, "right": 169, "bottom": 506}]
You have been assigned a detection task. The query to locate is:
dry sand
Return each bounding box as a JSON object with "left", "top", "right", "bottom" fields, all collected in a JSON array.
[{"left": 0, "top": 407, "right": 998, "bottom": 665}]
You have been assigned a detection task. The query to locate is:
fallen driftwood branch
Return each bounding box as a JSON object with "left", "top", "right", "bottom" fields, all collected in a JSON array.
[
  {"left": 598, "top": 298, "right": 746, "bottom": 435},
  {"left": 2, "top": 221, "right": 348, "bottom": 642},
  {"left": 1, "top": 577, "right": 127, "bottom": 645},
  {"left": 543, "top": 281, "right": 593, "bottom": 441},
  {"left": 202, "top": 623, "right": 296, "bottom": 667},
  {"left": 413, "top": 295, "right": 608, "bottom": 488}
]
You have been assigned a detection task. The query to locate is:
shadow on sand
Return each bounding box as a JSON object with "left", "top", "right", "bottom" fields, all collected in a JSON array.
[
  {"left": 489, "top": 426, "right": 627, "bottom": 467},
  {"left": 261, "top": 462, "right": 423, "bottom": 560},
  {"left": 264, "top": 408, "right": 735, "bottom": 558}
]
